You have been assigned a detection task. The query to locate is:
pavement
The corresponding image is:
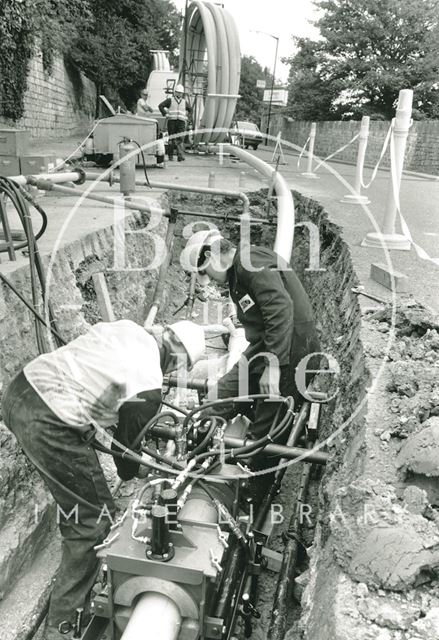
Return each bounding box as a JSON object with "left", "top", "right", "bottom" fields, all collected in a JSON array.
[{"left": 2, "top": 133, "right": 438, "bottom": 313}]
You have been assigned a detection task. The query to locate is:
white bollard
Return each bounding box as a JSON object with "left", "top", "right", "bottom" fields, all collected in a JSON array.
[
  {"left": 301, "top": 122, "right": 318, "bottom": 179},
  {"left": 362, "top": 89, "right": 412, "bottom": 250},
  {"left": 341, "top": 116, "right": 371, "bottom": 204}
]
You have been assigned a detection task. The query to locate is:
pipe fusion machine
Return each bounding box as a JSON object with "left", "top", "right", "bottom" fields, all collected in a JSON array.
[{"left": 84, "top": 390, "right": 328, "bottom": 640}]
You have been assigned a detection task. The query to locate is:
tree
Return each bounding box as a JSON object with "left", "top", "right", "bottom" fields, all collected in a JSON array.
[
  {"left": 68, "top": 0, "right": 182, "bottom": 112},
  {"left": 236, "top": 55, "right": 273, "bottom": 124},
  {"left": 284, "top": 0, "right": 439, "bottom": 120},
  {"left": 283, "top": 38, "right": 341, "bottom": 121}
]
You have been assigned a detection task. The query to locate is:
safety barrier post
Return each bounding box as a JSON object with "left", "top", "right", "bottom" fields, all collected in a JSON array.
[
  {"left": 362, "top": 89, "right": 412, "bottom": 250},
  {"left": 301, "top": 123, "right": 318, "bottom": 179},
  {"left": 341, "top": 116, "right": 370, "bottom": 204}
]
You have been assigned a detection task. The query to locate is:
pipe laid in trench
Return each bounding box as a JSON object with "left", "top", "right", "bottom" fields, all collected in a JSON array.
[
  {"left": 267, "top": 455, "right": 314, "bottom": 640},
  {"left": 120, "top": 593, "right": 181, "bottom": 640},
  {"left": 221, "top": 144, "right": 295, "bottom": 263}
]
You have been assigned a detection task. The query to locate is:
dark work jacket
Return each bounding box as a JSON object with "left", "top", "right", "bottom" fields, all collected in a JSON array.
[{"left": 227, "top": 245, "right": 316, "bottom": 367}]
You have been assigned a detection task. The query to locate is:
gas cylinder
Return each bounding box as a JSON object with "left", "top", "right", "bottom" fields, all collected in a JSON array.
[{"left": 119, "top": 139, "right": 137, "bottom": 195}]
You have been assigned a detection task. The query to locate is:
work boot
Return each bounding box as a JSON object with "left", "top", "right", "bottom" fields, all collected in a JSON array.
[
  {"left": 168, "top": 156, "right": 174, "bottom": 161},
  {"left": 178, "top": 156, "right": 185, "bottom": 162}
]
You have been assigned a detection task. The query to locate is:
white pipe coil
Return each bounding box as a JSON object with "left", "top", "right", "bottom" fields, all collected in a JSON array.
[{"left": 180, "top": 1, "right": 241, "bottom": 143}]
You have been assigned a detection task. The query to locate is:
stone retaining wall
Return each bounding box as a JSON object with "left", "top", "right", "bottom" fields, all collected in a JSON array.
[
  {"left": 0, "top": 50, "right": 96, "bottom": 139},
  {"left": 267, "top": 115, "right": 439, "bottom": 176}
]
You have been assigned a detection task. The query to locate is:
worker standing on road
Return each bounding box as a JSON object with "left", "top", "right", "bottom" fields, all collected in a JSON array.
[
  {"left": 1, "top": 319, "right": 205, "bottom": 640},
  {"left": 136, "top": 88, "right": 154, "bottom": 117},
  {"left": 181, "top": 231, "right": 321, "bottom": 440},
  {"left": 158, "top": 83, "right": 191, "bottom": 162}
]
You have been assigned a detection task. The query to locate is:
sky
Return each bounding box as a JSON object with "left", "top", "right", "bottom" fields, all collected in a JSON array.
[{"left": 170, "top": 0, "right": 321, "bottom": 84}]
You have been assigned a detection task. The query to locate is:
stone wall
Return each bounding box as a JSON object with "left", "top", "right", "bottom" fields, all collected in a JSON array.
[
  {"left": 0, "top": 50, "right": 96, "bottom": 139},
  {"left": 267, "top": 115, "right": 439, "bottom": 176}
]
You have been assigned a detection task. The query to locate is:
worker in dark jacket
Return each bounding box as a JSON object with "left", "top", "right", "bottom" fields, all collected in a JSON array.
[
  {"left": 1, "top": 319, "right": 205, "bottom": 640},
  {"left": 158, "top": 83, "right": 191, "bottom": 161},
  {"left": 181, "top": 230, "right": 320, "bottom": 440}
]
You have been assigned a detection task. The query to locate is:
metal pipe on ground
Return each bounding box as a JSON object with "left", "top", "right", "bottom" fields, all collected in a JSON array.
[
  {"left": 84, "top": 172, "right": 250, "bottom": 215},
  {"left": 147, "top": 425, "right": 328, "bottom": 465},
  {"left": 9, "top": 170, "right": 85, "bottom": 185},
  {"left": 28, "top": 181, "right": 159, "bottom": 215},
  {"left": 267, "top": 455, "right": 314, "bottom": 640}
]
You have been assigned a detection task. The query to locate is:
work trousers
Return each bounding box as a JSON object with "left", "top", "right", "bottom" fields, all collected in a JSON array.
[
  {"left": 209, "top": 327, "right": 321, "bottom": 440},
  {"left": 1, "top": 372, "right": 116, "bottom": 630},
  {"left": 207, "top": 329, "right": 320, "bottom": 505},
  {"left": 167, "top": 118, "right": 186, "bottom": 160}
]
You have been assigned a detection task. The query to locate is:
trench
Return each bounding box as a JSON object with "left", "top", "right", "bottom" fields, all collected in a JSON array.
[{"left": 0, "top": 187, "right": 438, "bottom": 640}]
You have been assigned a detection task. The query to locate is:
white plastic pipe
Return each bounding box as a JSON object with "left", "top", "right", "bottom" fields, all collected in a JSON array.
[
  {"left": 222, "top": 144, "right": 295, "bottom": 263},
  {"left": 120, "top": 593, "right": 181, "bottom": 640},
  {"left": 341, "top": 116, "right": 370, "bottom": 204},
  {"left": 8, "top": 171, "right": 82, "bottom": 185}
]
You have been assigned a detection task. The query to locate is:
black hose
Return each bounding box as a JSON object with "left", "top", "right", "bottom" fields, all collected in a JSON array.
[
  {"left": 0, "top": 177, "right": 63, "bottom": 352},
  {"left": 130, "top": 411, "right": 179, "bottom": 449},
  {"left": 130, "top": 139, "right": 151, "bottom": 188}
]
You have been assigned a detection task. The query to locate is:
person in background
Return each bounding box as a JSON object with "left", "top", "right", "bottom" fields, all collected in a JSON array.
[
  {"left": 158, "top": 83, "right": 191, "bottom": 162},
  {"left": 136, "top": 88, "right": 153, "bottom": 117},
  {"left": 1, "top": 319, "right": 205, "bottom": 640}
]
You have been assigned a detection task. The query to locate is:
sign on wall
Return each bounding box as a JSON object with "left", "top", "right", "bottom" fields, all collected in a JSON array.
[{"left": 256, "top": 79, "right": 266, "bottom": 89}]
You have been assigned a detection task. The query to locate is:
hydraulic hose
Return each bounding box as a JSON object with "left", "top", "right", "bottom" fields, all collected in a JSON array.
[{"left": 0, "top": 177, "right": 63, "bottom": 352}]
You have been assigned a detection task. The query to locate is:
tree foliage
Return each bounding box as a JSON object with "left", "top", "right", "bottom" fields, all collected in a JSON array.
[
  {"left": 68, "top": 0, "right": 181, "bottom": 111},
  {"left": 284, "top": 0, "right": 439, "bottom": 120},
  {"left": 236, "top": 55, "right": 273, "bottom": 124},
  {"left": 0, "top": 0, "right": 181, "bottom": 121}
]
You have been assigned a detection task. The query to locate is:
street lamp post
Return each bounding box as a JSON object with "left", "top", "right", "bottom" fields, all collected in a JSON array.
[
  {"left": 266, "top": 34, "right": 279, "bottom": 146},
  {"left": 253, "top": 30, "right": 279, "bottom": 146}
]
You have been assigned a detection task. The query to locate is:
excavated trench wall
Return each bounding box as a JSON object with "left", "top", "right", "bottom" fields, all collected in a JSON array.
[
  {"left": 0, "top": 198, "right": 192, "bottom": 640},
  {"left": 1, "top": 185, "right": 437, "bottom": 640}
]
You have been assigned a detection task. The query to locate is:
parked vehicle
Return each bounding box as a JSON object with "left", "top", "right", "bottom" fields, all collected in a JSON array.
[{"left": 231, "top": 121, "right": 264, "bottom": 150}]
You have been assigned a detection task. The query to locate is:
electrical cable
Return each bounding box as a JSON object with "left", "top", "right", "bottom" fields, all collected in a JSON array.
[{"left": 0, "top": 177, "right": 64, "bottom": 352}]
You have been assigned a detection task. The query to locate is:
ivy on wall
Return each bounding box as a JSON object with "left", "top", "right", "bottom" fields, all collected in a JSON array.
[
  {"left": 0, "top": 0, "right": 181, "bottom": 122},
  {"left": 0, "top": 0, "right": 87, "bottom": 121},
  {"left": 0, "top": 0, "right": 35, "bottom": 120}
]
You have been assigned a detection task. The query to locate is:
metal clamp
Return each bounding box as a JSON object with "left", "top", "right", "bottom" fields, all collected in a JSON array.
[{"left": 209, "top": 548, "right": 222, "bottom": 573}]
